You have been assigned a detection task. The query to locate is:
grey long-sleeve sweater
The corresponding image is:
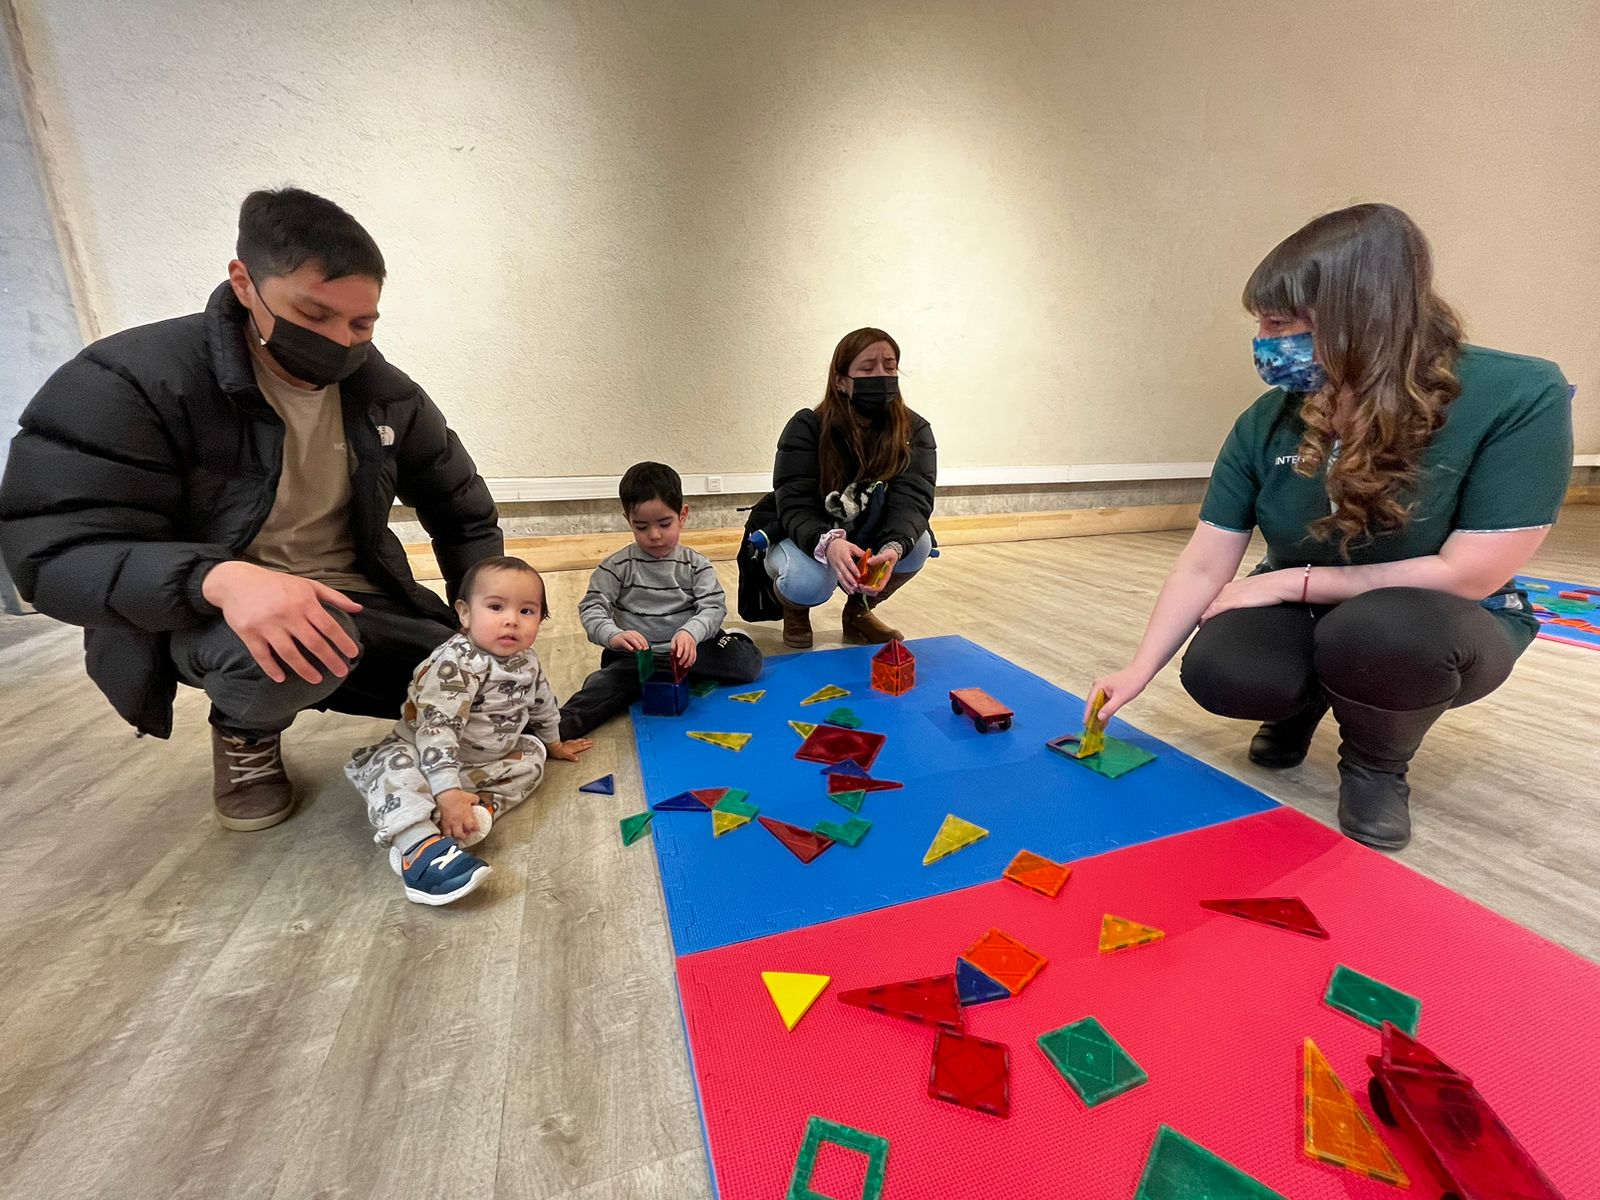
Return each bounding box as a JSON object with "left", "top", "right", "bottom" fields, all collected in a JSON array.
[{"left": 578, "top": 544, "right": 727, "bottom": 649}]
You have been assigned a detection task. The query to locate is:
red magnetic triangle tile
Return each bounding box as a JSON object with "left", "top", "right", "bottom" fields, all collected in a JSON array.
[
  {"left": 826, "top": 773, "right": 904, "bottom": 795},
  {"left": 1381, "top": 1023, "right": 1457, "bottom": 1077},
  {"left": 874, "top": 639, "right": 914, "bottom": 665},
  {"left": 795, "top": 725, "right": 887, "bottom": 770},
  {"left": 758, "top": 816, "right": 834, "bottom": 864},
  {"left": 837, "top": 974, "right": 963, "bottom": 1030},
  {"left": 690, "top": 787, "right": 730, "bottom": 810},
  {"left": 1200, "top": 896, "right": 1328, "bottom": 939},
  {"left": 928, "top": 1029, "right": 1010, "bottom": 1117}
]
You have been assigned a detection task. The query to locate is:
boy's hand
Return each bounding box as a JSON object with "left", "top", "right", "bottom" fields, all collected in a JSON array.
[
  {"left": 436, "top": 787, "right": 480, "bottom": 842},
  {"left": 609, "top": 631, "right": 651, "bottom": 652},
  {"left": 548, "top": 738, "right": 593, "bottom": 762},
  {"left": 672, "top": 630, "right": 698, "bottom": 670}
]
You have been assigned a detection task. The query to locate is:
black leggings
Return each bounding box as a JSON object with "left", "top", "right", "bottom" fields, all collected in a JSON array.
[{"left": 1180, "top": 587, "right": 1520, "bottom": 722}]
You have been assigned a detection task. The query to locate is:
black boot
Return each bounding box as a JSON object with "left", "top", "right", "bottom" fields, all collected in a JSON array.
[
  {"left": 1325, "top": 690, "right": 1452, "bottom": 852},
  {"left": 1248, "top": 692, "right": 1330, "bottom": 769}
]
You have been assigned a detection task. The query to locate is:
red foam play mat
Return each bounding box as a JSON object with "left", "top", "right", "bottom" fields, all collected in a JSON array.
[{"left": 675, "top": 806, "right": 1600, "bottom": 1198}]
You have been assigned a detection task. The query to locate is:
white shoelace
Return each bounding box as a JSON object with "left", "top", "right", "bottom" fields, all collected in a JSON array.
[{"left": 225, "top": 739, "right": 283, "bottom": 785}]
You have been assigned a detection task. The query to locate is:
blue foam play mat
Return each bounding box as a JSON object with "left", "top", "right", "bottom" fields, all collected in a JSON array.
[{"left": 630, "top": 635, "right": 1277, "bottom": 955}]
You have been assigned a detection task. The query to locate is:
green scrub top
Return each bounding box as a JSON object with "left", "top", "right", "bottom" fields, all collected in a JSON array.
[{"left": 1199, "top": 344, "right": 1574, "bottom": 648}]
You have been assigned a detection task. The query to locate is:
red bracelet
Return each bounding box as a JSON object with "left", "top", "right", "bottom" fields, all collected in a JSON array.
[{"left": 1300, "top": 564, "right": 1312, "bottom": 605}]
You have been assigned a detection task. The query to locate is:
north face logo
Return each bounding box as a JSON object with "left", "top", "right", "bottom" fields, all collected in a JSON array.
[{"left": 1275, "top": 454, "right": 1302, "bottom": 466}]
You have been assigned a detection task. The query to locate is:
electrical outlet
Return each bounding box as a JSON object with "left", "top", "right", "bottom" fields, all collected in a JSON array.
[{"left": 706, "top": 475, "right": 723, "bottom": 493}]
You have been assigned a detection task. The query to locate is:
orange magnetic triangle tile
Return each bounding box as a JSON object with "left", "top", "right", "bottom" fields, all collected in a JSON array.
[
  {"left": 960, "top": 928, "right": 1047, "bottom": 996},
  {"left": 1302, "top": 1039, "right": 1409, "bottom": 1186},
  {"left": 1100, "top": 913, "right": 1165, "bottom": 953},
  {"left": 1002, "top": 850, "right": 1072, "bottom": 898}
]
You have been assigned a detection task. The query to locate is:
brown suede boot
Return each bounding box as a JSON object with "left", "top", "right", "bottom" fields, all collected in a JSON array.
[
  {"left": 212, "top": 727, "right": 295, "bottom": 831},
  {"left": 781, "top": 599, "right": 814, "bottom": 649},
  {"left": 841, "top": 574, "right": 911, "bottom": 644}
]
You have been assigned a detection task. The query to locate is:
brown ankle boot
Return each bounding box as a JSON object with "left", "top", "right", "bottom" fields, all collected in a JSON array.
[
  {"left": 781, "top": 599, "right": 814, "bottom": 649},
  {"left": 212, "top": 727, "right": 295, "bottom": 831},
  {"left": 842, "top": 574, "right": 911, "bottom": 644}
]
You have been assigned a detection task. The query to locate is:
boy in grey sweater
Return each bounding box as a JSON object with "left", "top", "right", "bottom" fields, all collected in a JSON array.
[{"left": 558, "top": 463, "right": 763, "bottom": 738}]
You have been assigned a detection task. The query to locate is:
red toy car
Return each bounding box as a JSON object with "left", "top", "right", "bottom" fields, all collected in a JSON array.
[
  {"left": 1367, "top": 1022, "right": 1565, "bottom": 1200},
  {"left": 948, "top": 688, "right": 1013, "bottom": 733}
]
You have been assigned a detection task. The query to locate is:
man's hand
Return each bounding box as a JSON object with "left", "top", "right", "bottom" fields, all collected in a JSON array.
[
  {"left": 547, "top": 738, "right": 594, "bottom": 762},
  {"left": 201, "top": 561, "right": 363, "bottom": 684},
  {"left": 672, "top": 630, "right": 699, "bottom": 670},
  {"left": 609, "top": 630, "right": 651, "bottom": 652},
  {"left": 826, "top": 538, "right": 866, "bottom": 594},
  {"left": 435, "top": 787, "right": 480, "bottom": 842}
]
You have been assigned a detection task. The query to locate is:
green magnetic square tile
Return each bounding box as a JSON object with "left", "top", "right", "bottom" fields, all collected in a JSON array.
[
  {"left": 1047, "top": 733, "right": 1157, "bottom": 779},
  {"left": 1037, "top": 1016, "right": 1147, "bottom": 1106},
  {"left": 787, "top": 1115, "right": 888, "bottom": 1200},
  {"left": 690, "top": 680, "right": 719, "bottom": 697},
  {"left": 813, "top": 816, "right": 872, "bottom": 847},
  {"left": 1324, "top": 964, "right": 1420, "bottom": 1035},
  {"left": 1133, "top": 1125, "right": 1287, "bottom": 1199}
]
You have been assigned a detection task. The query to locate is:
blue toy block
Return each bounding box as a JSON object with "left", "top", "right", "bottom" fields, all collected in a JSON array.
[{"left": 642, "top": 678, "right": 690, "bottom": 717}]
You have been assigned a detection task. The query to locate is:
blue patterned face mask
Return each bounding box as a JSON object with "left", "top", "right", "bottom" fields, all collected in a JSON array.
[{"left": 1252, "top": 332, "right": 1327, "bottom": 393}]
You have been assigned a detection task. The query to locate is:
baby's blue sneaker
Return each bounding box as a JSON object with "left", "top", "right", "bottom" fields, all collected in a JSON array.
[{"left": 396, "top": 835, "right": 492, "bottom": 906}]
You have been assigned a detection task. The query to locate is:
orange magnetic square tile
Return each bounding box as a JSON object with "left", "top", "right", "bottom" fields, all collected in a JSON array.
[
  {"left": 960, "top": 928, "right": 1046, "bottom": 996},
  {"left": 1002, "top": 850, "right": 1072, "bottom": 898}
]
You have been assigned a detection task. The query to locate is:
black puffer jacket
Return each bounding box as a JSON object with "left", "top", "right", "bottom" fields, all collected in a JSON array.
[
  {"left": 0, "top": 282, "right": 501, "bottom": 738},
  {"left": 772, "top": 406, "right": 937, "bottom": 556}
]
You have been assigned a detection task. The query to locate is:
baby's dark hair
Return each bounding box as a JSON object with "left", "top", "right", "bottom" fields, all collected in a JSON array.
[
  {"left": 457, "top": 555, "right": 549, "bottom": 617},
  {"left": 619, "top": 461, "right": 684, "bottom": 515}
]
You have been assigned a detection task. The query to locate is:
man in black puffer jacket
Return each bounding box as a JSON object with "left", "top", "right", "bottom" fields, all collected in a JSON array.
[{"left": 0, "top": 189, "right": 501, "bottom": 832}]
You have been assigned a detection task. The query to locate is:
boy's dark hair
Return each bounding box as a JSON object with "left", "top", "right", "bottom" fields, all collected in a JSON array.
[
  {"left": 457, "top": 555, "right": 549, "bottom": 617},
  {"left": 236, "top": 188, "right": 387, "bottom": 284},
  {"left": 619, "top": 461, "right": 684, "bottom": 514}
]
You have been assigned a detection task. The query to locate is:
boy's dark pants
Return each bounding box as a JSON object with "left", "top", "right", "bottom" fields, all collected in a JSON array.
[{"left": 558, "top": 630, "right": 763, "bottom": 739}]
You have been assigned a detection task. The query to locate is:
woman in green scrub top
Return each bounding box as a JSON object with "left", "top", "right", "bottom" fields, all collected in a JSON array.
[{"left": 1091, "top": 204, "right": 1573, "bottom": 851}]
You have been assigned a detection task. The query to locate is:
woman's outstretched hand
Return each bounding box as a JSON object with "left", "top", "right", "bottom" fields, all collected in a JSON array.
[{"left": 1084, "top": 665, "right": 1154, "bottom": 724}]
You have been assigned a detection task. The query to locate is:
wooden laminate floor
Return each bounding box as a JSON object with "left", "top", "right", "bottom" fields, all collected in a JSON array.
[{"left": 2, "top": 509, "right": 1597, "bottom": 1199}]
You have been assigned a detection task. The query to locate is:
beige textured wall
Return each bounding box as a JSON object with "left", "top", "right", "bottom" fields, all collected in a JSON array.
[{"left": 12, "top": 0, "right": 1599, "bottom": 481}]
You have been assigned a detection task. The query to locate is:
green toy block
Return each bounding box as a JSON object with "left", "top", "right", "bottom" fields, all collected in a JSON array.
[
  {"left": 813, "top": 816, "right": 872, "bottom": 847},
  {"left": 1037, "top": 1015, "right": 1147, "bottom": 1106},
  {"left": 787, "top": 1115, "right": 888, "bottom": 1200},
  {"left": 1132, "top": 1125, "right": 1287, "bottom": 1199}
]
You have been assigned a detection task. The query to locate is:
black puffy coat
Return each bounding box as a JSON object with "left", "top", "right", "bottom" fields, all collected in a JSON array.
[
  {"left": 772, "top": 406, "right": 937, "bottom": 556},
  {"left": 0, "top": 282, "right": 501, "bottom": 737}
]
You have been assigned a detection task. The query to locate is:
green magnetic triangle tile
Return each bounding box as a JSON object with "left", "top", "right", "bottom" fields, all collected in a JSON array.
[
  {"left": 712, "top": 793, "right": 758, "bottom": 818},
  {"left": 1037, "top": 1016, "right": 1147, "bottom": 1106},
  {"left": 618, "top": 811, "right": 653, "bottom": 845},
  {"left": 1133, "top": 1125, "right": 1287, "bottom": 1199},
  {"left": 1323, "top": 964, "right": 1420, "bottom": 1035},
  {"left": 690, "top": 679, "right": 719, "bottom": 697},
  {"left": 813, "top": 816, "right": 872, "bottom": 847},
  {"left": 829, "top": 789, "right": 867, "bottom": 814}
]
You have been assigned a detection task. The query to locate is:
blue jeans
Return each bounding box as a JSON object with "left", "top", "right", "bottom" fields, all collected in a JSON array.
[{"left": 764, "top": 530, "right": 933, "bottom": 607}]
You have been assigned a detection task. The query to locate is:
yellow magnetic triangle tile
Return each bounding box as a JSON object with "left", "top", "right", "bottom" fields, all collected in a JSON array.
[
  {"left": 923, "top": 814, "right": 989, "bottom": 865},
  {"left": 800, "top": 684, "right": 850, "bottom": 706},
  {"left": 730, "top": 690, "right": 767, "bottom": 703},
  {"left": 687, "top": 731, "right": 753, "bottom": 752},
  {"left": 713, "top": 809, "right": 753, "bottom": 837},
  {"left": 788, "top": 721, "right": 818, "bottom": 739},
  {"left": 1303, "top": 1039, "right": 1409, "bottom": 1185},
  {"left": 762, "top": 971, "right": 831, "bottom": 1031},
  {"left": 1099, "top": 913, "right": 1165, "bottom": 953},
  {"left": 1077, "top": 688, "right": 1108, "bottom": 758}
]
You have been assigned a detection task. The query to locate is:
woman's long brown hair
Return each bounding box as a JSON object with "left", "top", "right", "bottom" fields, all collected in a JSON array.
[
  {"left": 1244, "top": 204, "right": 1464, "bottom": 556},
  {"left": 815, "top": 327, "right": 913, "bottom": 495}
]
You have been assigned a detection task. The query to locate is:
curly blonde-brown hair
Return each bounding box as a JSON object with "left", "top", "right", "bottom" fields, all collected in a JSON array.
[{"left": 1244, "top": 204, "right": 1464, "bottom": 556}]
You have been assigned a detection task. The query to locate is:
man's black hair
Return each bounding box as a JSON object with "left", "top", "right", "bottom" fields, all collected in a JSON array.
[
  {"left": 236, "top": 188, "right": 387, "bottom": 284},
  {"left": 619, "top": 461, "right": 684, "bottom": 514},
  {"left": 457, "top": 555, "right": 548, "bottom": 617}
]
